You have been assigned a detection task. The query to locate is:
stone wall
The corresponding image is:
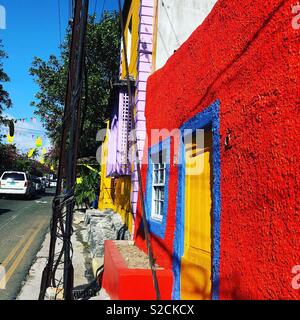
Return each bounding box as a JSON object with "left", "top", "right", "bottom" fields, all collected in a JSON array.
[{"left": 85, "top": 209, "right": 131, "bottom": 258}]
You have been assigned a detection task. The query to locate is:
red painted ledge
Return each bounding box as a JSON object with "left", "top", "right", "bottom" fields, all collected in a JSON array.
[{"left": 102, "top": 240, "right": 173, "bottom": 300}]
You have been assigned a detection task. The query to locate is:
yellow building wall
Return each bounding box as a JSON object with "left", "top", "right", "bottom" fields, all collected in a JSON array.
[
  {"left": 114, "top": 177, "right": 133, "bottom": 235},
  {"left": 98, "top": 125, "right": 134, "bottom": 233},
  {"left": 121, "top": 0, "right": 140, "bottom": 80},
  {"left": 98, "top": 120, "right": 134, "bottom": 234},
  {"left": 112, "top": 0, "right": 140, "bottom": 235},
  {"left": 98, "top": 121, "right": 114, "bottom": 210},
  {"left": 99, "top": 1, "right": 140, "bottom": 234}
]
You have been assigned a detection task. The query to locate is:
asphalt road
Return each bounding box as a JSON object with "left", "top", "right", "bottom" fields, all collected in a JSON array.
[{"left": 0, "top": 190, "right": 54, "bottom": 300}]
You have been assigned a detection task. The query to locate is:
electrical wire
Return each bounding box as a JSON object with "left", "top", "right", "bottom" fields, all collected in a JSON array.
[
  {"left": 160, "top": 0, "right": 180, "bottom": 47},
  {"left": 94, "top": 0, "right": 98, "bottom": 17},
  {"left": 57, "top": 0, "right": 63, "bottom": 55},
  {"left": 101, "top": 0, "right": 106, "bottom": 18},
  {"left": 69, "top": 0, "right": 73, "bottom": 21},
  {"left": 70, "top": 0, "right": 75, "bottom": 20},
  {"left": 0, "top": 127, "right": 47, "bottom": 135}
]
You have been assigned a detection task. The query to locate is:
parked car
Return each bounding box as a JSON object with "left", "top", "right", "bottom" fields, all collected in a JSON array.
[
  {"left": 37, "top": 177, "right": 46, "bottom": 193},
  {"left": 0, "top": 171, "right": 35, "bottom": 198},
  {"left": 43, "top": 177, "right": 50, "bottom": 188},
  {"left": 32, "top": 176, "right": 45, "bottom": 194},
  {"left": 49, "top": 179, "right": 57, "bottom": 188}
]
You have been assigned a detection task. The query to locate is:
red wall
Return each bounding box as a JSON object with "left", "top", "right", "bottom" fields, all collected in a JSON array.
[
  {"left": 135, "top": 138, "right": 178, "bottom": 270},
  {"left": 134, "top": 0, "right": 300, "bottom": 299},
  {"left": 102, "top": 241, "right": 173, "bottom": 300}
]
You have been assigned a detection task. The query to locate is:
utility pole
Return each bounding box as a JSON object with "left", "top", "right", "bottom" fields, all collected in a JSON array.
[{"left": 39, "top": 0, "right": 89, "bottom": 300}]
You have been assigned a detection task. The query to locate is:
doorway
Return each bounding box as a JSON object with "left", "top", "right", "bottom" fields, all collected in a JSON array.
[
  {"left": 180, "top": 130, "right": 212, "bottom": 300},
  {"left": 172, "top": 101, "right": 221, "bottom": 300}
]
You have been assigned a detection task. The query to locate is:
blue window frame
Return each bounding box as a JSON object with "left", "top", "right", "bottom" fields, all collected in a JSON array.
[
  {"left": 172, "top": 100, "right": 221, "bottom": 300},
  {"left": 146, "top": 138, "right": 171, "bottom": 239}
]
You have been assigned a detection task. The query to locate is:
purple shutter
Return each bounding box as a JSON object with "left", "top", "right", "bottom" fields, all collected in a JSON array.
[
  {"left": 107, "top": 86, "right": 133, "bottom": 177},
  {"left": 118, "top": 89, "right": 133, "bottom": 175}
]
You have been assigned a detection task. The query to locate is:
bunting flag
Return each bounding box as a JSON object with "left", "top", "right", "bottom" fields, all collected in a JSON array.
[
  {"left": 9, "top": 117, "right": 38, "bottom": 124},
  {"left": 6, "top": 133, "right": 14, "bottom": 144},
  {"left": 83, "top": 164, "right": 101, "bottom": 176},
  {"left": 28, "top": 148, "right": 36, "bottom": 158},
  {"left": 35, "top": 136, "right": 43, "bottom": 148}
]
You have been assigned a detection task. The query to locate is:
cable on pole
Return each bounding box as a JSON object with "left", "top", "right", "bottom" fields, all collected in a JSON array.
[{"left": 39, "top": 0, "right": 90, "bottom": 301}]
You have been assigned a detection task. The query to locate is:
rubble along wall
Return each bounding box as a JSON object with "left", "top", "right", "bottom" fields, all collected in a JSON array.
[{"left": 85, "top": 209, "right": 131, "bottom": 258}]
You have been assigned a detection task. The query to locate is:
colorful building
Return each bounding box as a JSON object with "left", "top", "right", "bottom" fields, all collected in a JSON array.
[
  {"left": 102, "top": 0, "right": 299, "bottom": 300},
  {"left": 100, "top": 0, "right": 213, "bottom": 234},
  {"left": 98, "top": 120, "right": 115, "bottom": 211},
  {"left": 99, "top": 0, "right": 141, "bottom": 234},
  {"left": 133, "top": 0, "right": 299, "bottom": 300}
]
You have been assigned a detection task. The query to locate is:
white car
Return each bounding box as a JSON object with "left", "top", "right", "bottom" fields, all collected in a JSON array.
[
  {"left": 0, "top": 171, "right": 35, "bottom": 198},
  {"left": 49, "top": 179, "right": 57, "bottom": 188}
]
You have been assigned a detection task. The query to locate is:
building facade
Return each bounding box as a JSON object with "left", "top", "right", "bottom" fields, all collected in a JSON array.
[
  {"left": 100, "top": 0, "right": 211, "bottom": 235},
  {"left": 101, "top": 0, "right": 298, "bottom": 300},
  {"left": 134, "top": 0, "right": 299, "bottom": 300}
]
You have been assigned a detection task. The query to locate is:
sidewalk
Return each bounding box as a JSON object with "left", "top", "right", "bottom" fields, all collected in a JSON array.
[{"left": 17, "top": 210, "right": 110, "bottom": 300}]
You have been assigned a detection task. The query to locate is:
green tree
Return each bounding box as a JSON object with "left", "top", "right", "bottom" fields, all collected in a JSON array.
[
  {"left": 0, "top": 40, "right": 12, "bottom": 130},
  {"left": 30, "top": 12, "right": 121, "bottom": 159},
  {"left": 0, "top": 143, "right": 50, "bottom": 176}
]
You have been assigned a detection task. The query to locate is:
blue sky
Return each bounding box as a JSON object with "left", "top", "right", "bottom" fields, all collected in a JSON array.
[{"left": 0, "top": 0, "right": 120, "bottom": 153}]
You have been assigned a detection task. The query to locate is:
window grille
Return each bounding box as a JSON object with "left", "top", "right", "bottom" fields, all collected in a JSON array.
[
  {"left": 120, "top": 92, "right": 132, "bottom": 171},
  {"left": 151, "top": 159, "right": 167, "bottom": 222}
]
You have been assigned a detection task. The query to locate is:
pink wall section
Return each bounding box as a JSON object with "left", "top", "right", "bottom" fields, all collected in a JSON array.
[{"left": 131, "top": 0, "right": 155, "bottom": 215}]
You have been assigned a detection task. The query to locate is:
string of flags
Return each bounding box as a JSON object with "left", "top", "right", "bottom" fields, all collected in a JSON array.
[
  {"left": 9, "top": 117, "right": 38, "bottom": 124},
  {"left": 4, "top": 132, "right": 48, "bottom": 143},
  {"left": 27, "top": 143, "right": 47, "bottom": 165},
  {"left": 1, "top": 123, "right": 47, "bottom": 143},
  {"left": 1, "top": 118, "right": 53, "bottom": 166}
]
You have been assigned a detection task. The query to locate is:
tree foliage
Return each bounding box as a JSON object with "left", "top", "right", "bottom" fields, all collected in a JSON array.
[
  {"left": 0, "top": 40, "right": 12, "bottom": 127},
  {"left": 30, "top": 12, "right": 121, "bottom": 159},
  {"left": 75, "top": 170, "right": 99, "bottom": 207},
  {"left": 0, "top": 143, "right": 51, "bottom": 177}
]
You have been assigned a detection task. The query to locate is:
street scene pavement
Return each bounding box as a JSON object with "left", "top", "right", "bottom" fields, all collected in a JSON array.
[{"left": 0, "top": 191, "right": 54, "bottom": 300}]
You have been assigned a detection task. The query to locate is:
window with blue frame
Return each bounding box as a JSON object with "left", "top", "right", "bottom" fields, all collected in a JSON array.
[{"left": 146, "top": 138, "right": 171, "bottom": 239}]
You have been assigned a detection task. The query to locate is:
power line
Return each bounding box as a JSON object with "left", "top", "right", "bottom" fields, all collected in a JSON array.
[
  {"left": 161, "top": 0, "right": 180, "bottom": 47},
  {"left": 69, "top": 0, "right": 72, "bottom": 20},
  {"left": 0, "top": 125, "right": 46, "bottom": 132},
  {"left": 57, "top": 0, "right": 63, "bottom": 54},
  {"left": 13, "top": 129, "right": 48, "bottom": 134},
  {"left": 94, "top": 0, "right": 98, "bottom": 16},
  {"left": 101, "top": 0, "right": 106, "bottom": 18}
]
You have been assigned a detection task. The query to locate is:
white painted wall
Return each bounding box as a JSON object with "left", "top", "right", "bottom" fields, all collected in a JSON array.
[{"left": 155, "top": 0, "right": 217, "bottom": 70}]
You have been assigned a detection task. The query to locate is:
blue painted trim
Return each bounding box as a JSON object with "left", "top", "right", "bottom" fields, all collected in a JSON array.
[
  {"left": 145, "top": 138, "right": 171, "bottom": 239},
  {"left": 172, "top": 100, "right": 221, "bottom": 300}
]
